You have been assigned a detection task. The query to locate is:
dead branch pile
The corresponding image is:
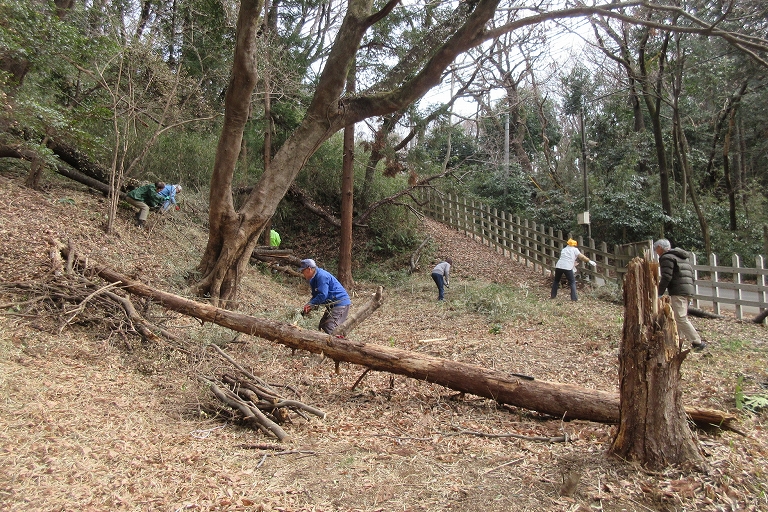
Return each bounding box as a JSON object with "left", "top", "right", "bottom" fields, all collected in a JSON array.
[
  {"left": 0, "top": 239, "right": 327, "bottom": 440},
  {"left": 0, "top": 274, "right": 165, "bottom": 348},
  {"left": 200, "top": 345, "right": 325, "bottom": 441}
]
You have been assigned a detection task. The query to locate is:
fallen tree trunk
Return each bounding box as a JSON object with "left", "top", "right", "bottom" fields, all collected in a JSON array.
[
  {"left": 250, "top": 247, "right": 302, "bottom": 274},
  {"left": 688, "top": 307, "right": 723, "bottom": 319},
  {"left": 62, "top": 247, "right": 736, "bottom": 428}
]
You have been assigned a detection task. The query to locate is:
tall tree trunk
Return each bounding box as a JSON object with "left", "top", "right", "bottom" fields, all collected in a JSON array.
[
  {"left": 738, "top": 117, "right": 749, "bottom": 217},
  {"left": 669, "top": 36, "right": 710, "bottom": 253},
  {"left": 639, "top": 29, "right": 672, "bottom": 218},
  {"left": 702, "top": 80, "right": 748, "bottom": 191},
  {"left": 360, "top": 113, "right": 401, "bottom": 208},
  {"left": 338, "top": 61, "right": 356, "bottom": 289},
  {"left": 167, "top": 0, "right": 178, "bottom": 67},
  {"left": 670, "top": 37, "right": 686, "bottom": 205},
  {"left": 723, "top": 111, "right": 737, "bottom": 231},
  {"left": 196, "top": 0, "right": 499, "bottom": 304},
  {"left": 195, "top": 0, "right": 265, "bottom": 304},
  {"left": 610, "top": 257, "right": 704, "bottom": 470},
  {"left": 135, "top": 0, "right": 152, "bottom": 39},
  {"left": 675, "top": 118, "right": 711, "bottom": 255},
  {"left": 507, "top": 81, "right": 534, "bottom": 176},
  {"left": 261, "top": 9, "right": 274, "bottom": 248}
]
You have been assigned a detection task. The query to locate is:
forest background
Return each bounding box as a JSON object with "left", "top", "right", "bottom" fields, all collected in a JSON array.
[{"left": 2, "top": 0, "right": 768, "bottom": 290}]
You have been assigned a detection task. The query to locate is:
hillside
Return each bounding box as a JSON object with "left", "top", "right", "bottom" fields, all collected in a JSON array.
[{"left": 1, "top": 171, "right": 768, "bottom": 512}]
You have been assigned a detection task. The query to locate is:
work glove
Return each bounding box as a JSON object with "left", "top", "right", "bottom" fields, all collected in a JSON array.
[
  {"left": 302, "top": 304, "right": 312, "bottom": 315},
  {"left": 589, "top": 260, "right": 597, "bottom": 268}
]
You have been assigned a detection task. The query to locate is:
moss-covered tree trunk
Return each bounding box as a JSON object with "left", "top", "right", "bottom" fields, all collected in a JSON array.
[{"left": 610, "top": 257, "right": 704, "bottom": 470}]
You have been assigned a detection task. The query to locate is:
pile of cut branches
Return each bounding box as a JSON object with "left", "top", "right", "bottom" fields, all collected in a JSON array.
[
  {"left": 199, "top": 344, "right": 325, "bottom": 441},
  {"left": 0, "top": 273, "right": 162, "bottom": 346},
  {"left": 0, "top": 239, "right": 327, "bottom": 441}
]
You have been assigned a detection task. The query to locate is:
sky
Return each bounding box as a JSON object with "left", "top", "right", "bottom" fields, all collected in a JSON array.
[{"left": 419, "top": 15, "right": 595, "bottom": 119}]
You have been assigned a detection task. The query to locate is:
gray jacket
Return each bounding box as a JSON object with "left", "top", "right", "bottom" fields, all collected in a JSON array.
[
  {"left": 658, "top": 248, "right": 695, "bottom": 297},
  {"left": 432, "top": 261, "right": 451, "bottom": 285}
]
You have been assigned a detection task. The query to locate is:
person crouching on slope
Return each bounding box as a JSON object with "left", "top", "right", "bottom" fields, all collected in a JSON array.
[{"left": 126, "top": 181, "right": 165, "bottom": 228}]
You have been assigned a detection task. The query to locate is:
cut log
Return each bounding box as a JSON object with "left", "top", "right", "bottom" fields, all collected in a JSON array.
[
  {"left": 250, "top": 247, "right": 303, "bottom": 276},
  {"left": 61, "top": 247, "right": 736, "bottom": 428},
  {"left": 410, "top": 236, "right": 431, "bottom": 274},
  {"left": 333, "top": 286, "right": 383, "bottom": 337}
]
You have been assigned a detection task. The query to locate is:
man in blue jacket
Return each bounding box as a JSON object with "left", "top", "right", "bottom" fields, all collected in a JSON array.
[{"left": 300, "top": 259, "right": 351, "bottom": 335}]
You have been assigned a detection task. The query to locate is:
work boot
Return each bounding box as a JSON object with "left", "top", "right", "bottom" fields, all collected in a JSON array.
[
  {"left": 692, "top": 340, "right": 708, "bottom": 352},
  {"left": 136, "top": 219, "right": 145, "bottom": 228}
]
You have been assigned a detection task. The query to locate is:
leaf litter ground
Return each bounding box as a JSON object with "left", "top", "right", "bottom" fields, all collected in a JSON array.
[{"left": 1, "top": 172, "right": 767, "bottom": 511}]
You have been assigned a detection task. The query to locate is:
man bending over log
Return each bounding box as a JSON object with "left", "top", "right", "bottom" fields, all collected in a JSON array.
[{"left": 299, "top": 258, "right": 351, "bottom": 335}]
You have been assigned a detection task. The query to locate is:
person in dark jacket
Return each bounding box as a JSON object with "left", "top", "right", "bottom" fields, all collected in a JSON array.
[
  {"left": 654, "top": 239, "right": 706, "bottom": 351},
  {"left": 126, "top": 181, "right": 166, "bottom": 227},
  {"left": 299, "top": 258, "right": 351, "bottom": 335}
]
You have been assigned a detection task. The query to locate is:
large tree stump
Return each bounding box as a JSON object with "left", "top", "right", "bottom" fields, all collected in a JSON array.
[{"left": 610, "top": 257, "right": 704, "bottom": 470}]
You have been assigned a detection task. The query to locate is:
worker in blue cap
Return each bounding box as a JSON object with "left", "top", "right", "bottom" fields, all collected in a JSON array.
[{"left": 299, "top": 259, "right": 351, "bottom": 334}]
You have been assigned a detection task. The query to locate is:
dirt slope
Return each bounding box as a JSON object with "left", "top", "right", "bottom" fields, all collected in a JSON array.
[{"left": 1, "top": 172, "right": 767, "bottom": 512}]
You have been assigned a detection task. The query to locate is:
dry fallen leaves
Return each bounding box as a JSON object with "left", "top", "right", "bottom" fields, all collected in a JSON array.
[{"left": 0, "top": 173, "right": 767, "bottom": 511}]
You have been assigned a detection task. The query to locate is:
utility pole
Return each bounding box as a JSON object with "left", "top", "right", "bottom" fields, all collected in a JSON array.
[
  {"left": 580, "top": 107, "right": 591, "bottom": 239},
  {"left": 504, "top": 112, "right": 510, "bottom": 203}
]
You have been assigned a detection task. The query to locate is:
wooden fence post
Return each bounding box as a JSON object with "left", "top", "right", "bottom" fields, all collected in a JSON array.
[
  {"left": 520, "top": 216, "right": 526, "bottom": 264},
  {"left": 500, "top": 211, "right": 509, "bottom": 257},
  {"left": 691, "top": 252, "right": 699, "bottom": 309},
  {"left": 710, "top": 253, "right": 721, "bottom": 315},
  {"left": 547, "top": 227, "right": 555, "bottom": 270},
  {"left": 614, "top": 245, "right": 623, "bottom": 290},
  {"left": 462, "top": 197, "right": 468, "bottom": 236},
  {"left": 600, "top": 242, "right": 608, "bottom": 280},
  {"left": 758, "top": 255, "right": 767, "bottom": 315},
  {"left": 444, "top": 193, "right": 451, "bottom": 225},
  {"left": 733, "top": 254, "right": 743, "bottom": 320}
]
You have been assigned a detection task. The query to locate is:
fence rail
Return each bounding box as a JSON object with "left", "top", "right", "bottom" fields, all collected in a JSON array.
[{"left": 420, "top": 189, "right": 767, "bottom": 319}]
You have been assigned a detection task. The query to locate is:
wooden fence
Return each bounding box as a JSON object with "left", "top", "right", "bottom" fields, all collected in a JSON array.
[{"left": 420, "top": 189, "right": 767, "bottom": 319}]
